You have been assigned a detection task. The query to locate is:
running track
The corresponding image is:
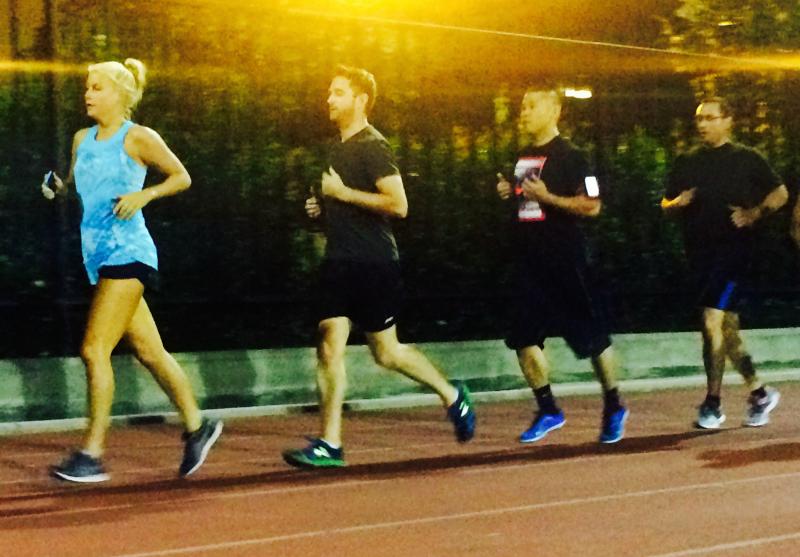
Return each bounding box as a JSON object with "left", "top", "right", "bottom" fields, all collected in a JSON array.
[{"left": 2, "top": 385, "right": 800, "bottom": 556}]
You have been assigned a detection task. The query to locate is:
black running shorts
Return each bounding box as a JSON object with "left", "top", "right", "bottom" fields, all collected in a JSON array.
[
  {"left": 691, "top": 244, "right": 753, "bottom": 312},
  {"left": 505, "top": 257, "right": 611, "bottom": 359},
  {"left": 318, "top": 259, "right": 403, "bottom": 333},
  {"left": 98, "top": 262, "right": 160, "bottom": 291}
]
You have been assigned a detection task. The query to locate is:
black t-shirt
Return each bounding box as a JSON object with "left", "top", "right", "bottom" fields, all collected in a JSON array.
[
  {"left": 323, "top": 125, "right": 400, "bottom": 262},
  {"left": 510, "top": 136, "right": 599, "bottom": 263},
  {"left": 665, "top": 142, "right": 782, "bottom": 258}
]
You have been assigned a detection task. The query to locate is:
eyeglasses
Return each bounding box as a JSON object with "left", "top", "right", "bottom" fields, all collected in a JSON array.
[{"left": 694, "top": 114, "right": 724, "bottom": 122}]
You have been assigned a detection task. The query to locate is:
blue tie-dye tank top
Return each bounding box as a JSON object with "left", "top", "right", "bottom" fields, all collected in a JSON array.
[{"left": 74, "top": 120, "right": 158, "bottom": 284}]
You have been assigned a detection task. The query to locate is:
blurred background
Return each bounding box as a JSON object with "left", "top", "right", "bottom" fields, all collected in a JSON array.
[{"left": 1, "top": 0, "right": 799, "bottom": 358}]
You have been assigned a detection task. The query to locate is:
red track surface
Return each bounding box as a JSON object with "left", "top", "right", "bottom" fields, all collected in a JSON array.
[{"left": 2, "top": 385, "right": 800, "bottom": 556}]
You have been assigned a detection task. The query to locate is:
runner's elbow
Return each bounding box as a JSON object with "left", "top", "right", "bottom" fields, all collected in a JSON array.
[
  {"left": 180, "top": 171, "right": 192, "bottom": 191},
  {"left": 585, "top": 199, "right": 602, "bottom": 217},
  {"left": 775, "top": 186, "right": 789, "bottom": 208},
  {"left": 393, "top": 199, "right": 408, "bottom": 218}
]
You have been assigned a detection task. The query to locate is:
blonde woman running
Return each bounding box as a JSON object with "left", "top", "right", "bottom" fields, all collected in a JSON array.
[{"left": 44, "top": 59, "right": 222, "bottom": 483}]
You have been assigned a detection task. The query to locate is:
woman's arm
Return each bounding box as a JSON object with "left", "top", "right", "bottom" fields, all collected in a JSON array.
[{"left": 114, "top": 126, "right": 191, "bottom": 220}]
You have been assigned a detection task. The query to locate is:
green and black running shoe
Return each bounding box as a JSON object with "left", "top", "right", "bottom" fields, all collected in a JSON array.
[
  {"left": 447, "top": 381, "right": 476, "bottom": 443},
  {"left": 283, "top": 438, "right": 345, "bottom": 469}
]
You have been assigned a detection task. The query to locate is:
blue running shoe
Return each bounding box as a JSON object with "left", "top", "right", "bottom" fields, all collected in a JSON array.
[
  {"left": 282, "top": 438, "right": 345, "bottom": 469},
  {"left": 447, "top": 382, "right": 476, "bottom": 443},
  {"left": 520, "top": 410, "right": 565, "bottom": 443},
  {"left": 600, "top": 407, "right": 629, "bottom": 444}
]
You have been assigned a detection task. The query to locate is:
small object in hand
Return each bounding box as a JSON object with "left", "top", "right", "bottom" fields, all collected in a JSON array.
[{"left": 41, "top": 171, "right": 56, "bottom": 200}]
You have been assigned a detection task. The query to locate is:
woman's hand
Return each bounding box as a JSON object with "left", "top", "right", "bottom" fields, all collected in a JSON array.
[
  {"left": 41, "top": 172, "right": 65, "bottom": 200},
  {"left": 114, "top": 190, "right": 154, "bottom": 220}
]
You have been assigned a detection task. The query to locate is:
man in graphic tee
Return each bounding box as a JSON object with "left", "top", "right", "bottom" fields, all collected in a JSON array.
[
  {"left": 662, "top": 96, "right": 788, "bottom": 430},
  {"left": 496, "top": 87, "right": 628, "bottom": 444},
  {"left": 515, "top": 156, "right": 548, "bottom": 221}
]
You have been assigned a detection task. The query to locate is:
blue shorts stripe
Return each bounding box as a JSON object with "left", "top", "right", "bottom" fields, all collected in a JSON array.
[{"left": 717, "top": 280, "right": 737, "bottom": 310}]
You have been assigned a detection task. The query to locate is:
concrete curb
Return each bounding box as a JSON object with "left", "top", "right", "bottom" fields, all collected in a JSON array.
[{"left": 2, "top": 368, "right": 797, "bottom": 436}]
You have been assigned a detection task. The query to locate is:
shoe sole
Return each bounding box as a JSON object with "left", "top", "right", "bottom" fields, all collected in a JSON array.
[
  {"left": 600, "top": 409, "right": 629, "bottom": 444},
  {"left": 181, "top": 420, "right": 224, "bottom": 477},
  {"left": 457, "top": 428, "right": 475, "bottom": 443},
  {"left": 743, "top": 391, "right": 781, "bottom": 427},
  {"left": 695, "top": 414, "right": 726, "bottom": 430},
  {"left": 51, "top": 469, "right": 110, "bottom": 483},
  {"left": 519, "top": 419, "right": 565, "bottom": 444}
]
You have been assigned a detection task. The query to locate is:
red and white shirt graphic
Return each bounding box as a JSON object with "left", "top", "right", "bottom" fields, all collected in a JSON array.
[{"left": 514, "top": 156, "right": 547, "bottom": 222}]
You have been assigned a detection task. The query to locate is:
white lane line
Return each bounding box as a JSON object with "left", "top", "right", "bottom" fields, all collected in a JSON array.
[
  {"left": 89, "top": 472, "right": 800, "bottom": 556},
  {"left": 1, "top": 434, "right": 507, "bottom": 463},
  {"left": 0, "top": 438, "right": 511, "bottom": 492},
  {"left": 0, "top": 435, "right": 663, "bottom": 497},
  {"left": 0, "top": 478, "right": 386, "bottom": 520},
  {"left": 648, "top": 531, "right": 800, "bottom": 556},
  {"left": 0, "top": 434, "right": 280, "bottom": 460},
  {"left": 1, "top": 432, "right": 794, "bottom": 500},
  {"left": 458, "top": 433, "right": 800, "bottom": 475},
  {"left": 0, "top": 444, "right": 593, "bottom": 500}
]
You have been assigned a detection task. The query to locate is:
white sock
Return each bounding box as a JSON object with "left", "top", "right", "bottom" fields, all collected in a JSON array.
[{"left": 321, "top": 438, "right": 341, "bottom": 449}]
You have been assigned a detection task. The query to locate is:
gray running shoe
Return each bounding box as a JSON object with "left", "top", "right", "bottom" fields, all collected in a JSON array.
[
  {"left": 51, "top": 451, "right": 110, "bottom": 483},
  {"left": 743, "top": 387, "right": 780, "bottom": 427},
  {"left": 180, "top": 418, "right": 223, "bottom": 477},
  {"left": 695, "top": 404, "right": 726, "bottom": 430}
]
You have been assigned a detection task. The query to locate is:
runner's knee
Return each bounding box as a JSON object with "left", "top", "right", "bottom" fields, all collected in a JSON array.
[
  {"left": 80, "top": 339, "right": 112, "bottom": 368},
  {"left": 372, "top": 343, "right": 402, "bottom": 370}
]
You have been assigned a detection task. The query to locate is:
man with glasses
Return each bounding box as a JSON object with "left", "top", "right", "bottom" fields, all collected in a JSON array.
[{"left": 662, "top": 97, "right": 788, "bottom": 429}]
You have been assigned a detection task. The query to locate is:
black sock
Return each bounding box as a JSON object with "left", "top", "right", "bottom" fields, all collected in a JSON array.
[
  {"left": 751, "top": 386, "right": 767, "bottom": 399},
  {"left": 704, "top": 394, "right": 721, "bottom": 410},
  {"left": 603, "top": 387, "right": 622, "bottom": 413},
  {"left": 533, "top": 385, "right": 559, "bottom": 414}
]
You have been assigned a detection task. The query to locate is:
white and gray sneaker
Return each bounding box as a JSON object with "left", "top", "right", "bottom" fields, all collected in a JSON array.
[
  {"left": 696, "top": 404, "right": 726, "bottom": 429},
  {"left": 743, "top": 387, "right": 780, "bottom": 427},
  {"left": 51, "top": 451, "right": 110, "bottom": 483}
]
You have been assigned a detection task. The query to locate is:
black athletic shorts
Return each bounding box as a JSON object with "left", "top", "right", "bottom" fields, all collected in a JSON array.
[
  {"left": 98, "top": 262, "right": 160, "bottom": 291},
  {"left": 318, "top": 259, "right": 403, "bottom": 333},
  {"left": 691, "top": 245, "right": 752, "bottom": 312},
  {"left": 505, "top": 256, "right": 611, "bottom": 359}
]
